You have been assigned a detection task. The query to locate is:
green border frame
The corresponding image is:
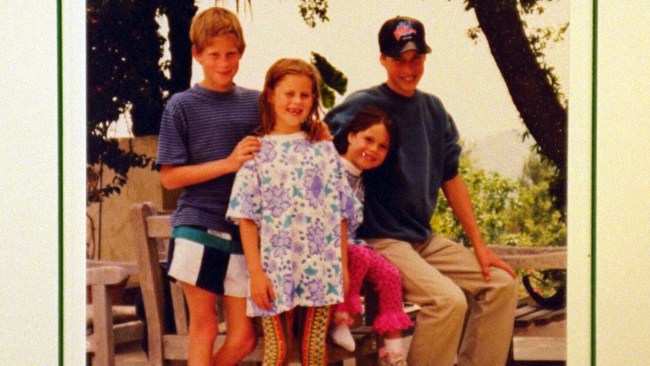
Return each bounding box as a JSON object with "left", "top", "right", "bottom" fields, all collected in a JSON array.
[
  {"left": 591, "top": 0, "right": 598, "bottom": 365},
  {"left": 58, "top": 0, "right": 64, "bottom": 365}
]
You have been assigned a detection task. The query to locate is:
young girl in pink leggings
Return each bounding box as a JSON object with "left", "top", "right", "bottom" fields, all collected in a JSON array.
[{"left": 330, "top": 105, "right": 413, "bottom": 365}]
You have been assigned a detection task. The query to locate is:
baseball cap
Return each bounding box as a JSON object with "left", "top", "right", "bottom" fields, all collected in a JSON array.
[{"left": 378, "top": 16, "right": 432, "bottom": 58}]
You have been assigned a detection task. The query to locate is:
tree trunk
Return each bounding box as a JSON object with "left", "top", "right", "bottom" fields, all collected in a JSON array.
[
  {"left": 469, "top": 0, "right": 567, "bottom": 208},
  {"left": 161, "top": 0, "right": 198, "bottom": 96},
  {"left": 131, "top": 0, "right": 197, "bottom": 137}
]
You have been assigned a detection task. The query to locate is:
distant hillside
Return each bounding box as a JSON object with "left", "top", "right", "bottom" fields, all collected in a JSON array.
[{"left": 466, "top": 129, "right": 535, "bottom": 180}]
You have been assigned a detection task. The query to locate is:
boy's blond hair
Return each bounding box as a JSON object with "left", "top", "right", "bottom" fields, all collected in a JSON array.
[{"left": 190, "top": 7, "right": 246, "bottom": 54}]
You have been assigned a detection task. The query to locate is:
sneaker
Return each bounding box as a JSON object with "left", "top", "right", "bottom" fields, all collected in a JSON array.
[{"left": 377, "top": 348, "right": 407, "bottom": 366}]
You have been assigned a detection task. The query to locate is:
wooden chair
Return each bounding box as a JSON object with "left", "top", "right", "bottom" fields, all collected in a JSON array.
[
  {"left": 130, "top": 201, "right": 382, "bottom": 365},
  {"left": 86, "top": 265, "right": 145, "bottom": 366}
]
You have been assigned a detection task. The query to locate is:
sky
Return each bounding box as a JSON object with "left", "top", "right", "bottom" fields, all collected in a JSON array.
[
  {"left": 112, "top": 0, "right": 570, "bottom": 145},
  {"left": 209, "top": 0, "right": 570, "bottom": 143}
]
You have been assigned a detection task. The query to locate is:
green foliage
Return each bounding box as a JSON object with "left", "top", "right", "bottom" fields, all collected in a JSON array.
[
  {"left": 431, "top": 145, "right": 566, "bottom": 248},
  {"left": 87, "top": 136, "right": 155, "bottom": 205},
  {"left": 464, "top": 0, "right": 568, "bottom": 107},
  {"left": 431, "top": 145, "right": 566, "bottom": 298},
  {"left": 216, "top": 0, "right": 329, "bottom": 28},
  {"left": 517, "top": 0, "right": 569, "bottom": 107},
  {"left": 527, "top": 22, "right": 569, "bottom": 107},
  {"left": 298, "top": 0, "right": 330, "bottom": 28},
  {"left": 87, "top": 0, "right": 167, "bottom": 204},
  {"left": 312, "top": 52, "right": 348, "bottom": 94},
  {"left": 87, "top": 0, "right": 169, "bottom": 136},
  {"left": 523, "top": 268, "right": 566, "bottom": 299},
  {"left": 311, "top": 52, "right": 348, "bottom": 108},
  {"left": 87, "top": 0, "right": 196, "bottom": 205}
]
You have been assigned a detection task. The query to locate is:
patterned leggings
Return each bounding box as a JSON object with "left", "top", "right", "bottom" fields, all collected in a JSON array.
[
  {"left": 260, "top": 306, "right": 331, "bottom": 366},
  {"left": 333, "top": 244, "right": 413, "bottom": 334}
]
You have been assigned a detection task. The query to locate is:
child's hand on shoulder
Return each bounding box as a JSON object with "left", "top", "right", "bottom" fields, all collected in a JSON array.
[
  {"left": 228, "top": 135, "right": 260, "bottom": 170},
  {"left": 314, "top": 121, "right": 333, "bottom": 142}
]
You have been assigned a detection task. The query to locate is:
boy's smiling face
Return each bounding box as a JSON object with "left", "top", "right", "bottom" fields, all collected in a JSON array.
[
  {"left": 193, "top": 35, "right": 242, "bottom": 92},
  {"left": 380, "top": 50, "right": 426, "bottom": 97}
]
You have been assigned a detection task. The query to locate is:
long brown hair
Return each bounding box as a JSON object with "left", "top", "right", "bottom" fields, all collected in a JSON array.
[{"left": 257, "top": 58, "right": 322, "bottom": 141}]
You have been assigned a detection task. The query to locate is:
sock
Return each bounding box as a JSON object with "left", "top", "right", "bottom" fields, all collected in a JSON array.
[
  {"left": 382, "top": 337, "right": 404, "bottom": 353},
  {"left": 330, "top": 324, "right": 355, "bottom": 352}
]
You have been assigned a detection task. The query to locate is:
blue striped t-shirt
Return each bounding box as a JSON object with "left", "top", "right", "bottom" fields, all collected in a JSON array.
[{"left": 157, "top": 84, "right": 261, "bottom": 233}]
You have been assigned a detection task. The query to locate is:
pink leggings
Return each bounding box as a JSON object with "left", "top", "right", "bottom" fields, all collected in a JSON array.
[{"left": 334, "top": 244, "right": 413, "bottom": 334}]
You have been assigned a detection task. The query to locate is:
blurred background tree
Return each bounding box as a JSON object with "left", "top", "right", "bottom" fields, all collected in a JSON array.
[
  {"left": 465, "top": 0, "right": 568, "bottom": 210},
  {"left": 431, "top": 145, "right": 566, "bottom": 248},
  {"left": 86, "top": 0, "right": 197, "bottom": 205}
]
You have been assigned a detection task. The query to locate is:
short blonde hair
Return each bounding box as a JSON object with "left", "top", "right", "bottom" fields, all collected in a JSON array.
[
  {"left": 190, "top": 7, "right": 246, "bottom": 54},
  {"left": 257, "top": 58, "right": 322, "bottom": 141}
]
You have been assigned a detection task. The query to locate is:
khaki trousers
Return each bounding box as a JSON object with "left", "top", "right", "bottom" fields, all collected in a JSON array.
[{"left": 367, "top": 235, "right": 518, "bottom": 366}]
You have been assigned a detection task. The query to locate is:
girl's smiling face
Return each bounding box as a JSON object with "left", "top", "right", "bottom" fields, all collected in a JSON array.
[
  {"left": 268, "top": 74, "right": 314, "bottom": 134},
  {"left": 343, "top": 123, "right": 391, "bottom": 171}
]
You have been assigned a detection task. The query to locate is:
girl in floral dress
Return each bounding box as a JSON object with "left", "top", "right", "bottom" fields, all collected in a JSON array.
[{"left": 226, "top": 58, "right": 360, "bottom": 366}]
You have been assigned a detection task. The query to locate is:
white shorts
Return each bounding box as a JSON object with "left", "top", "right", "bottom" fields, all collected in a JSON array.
[
  {"left": 224, "top": 254, "right": 249, "bottom": 298},
  {"left": 168, "top": 228, "right": 249, "bottom": 297}
]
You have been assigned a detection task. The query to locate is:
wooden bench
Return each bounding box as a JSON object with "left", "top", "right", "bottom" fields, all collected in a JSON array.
[
  {"left": 130, "top": 201, "right": 385, "bottom": 365},
  {"left": 490, "top": 245, "right": 567, "bottom": 365},
  {"left": 86, "top": 264, "right": 145, "bottom": 366},
  {"left": 129, "top": 201, "right": 565, "bottom": 365}
]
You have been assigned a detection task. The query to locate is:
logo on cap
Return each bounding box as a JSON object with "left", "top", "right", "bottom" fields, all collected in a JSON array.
[
  {"left": 393, "top": 21, "right": 417, "bottom": 41},
  {"left": 379, "top": 16, "right": 432, "bottom": 58}
]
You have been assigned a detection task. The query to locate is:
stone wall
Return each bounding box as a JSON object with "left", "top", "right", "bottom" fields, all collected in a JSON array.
[{"left": 86, "top": 136, "right": 167, "bottom": 264}]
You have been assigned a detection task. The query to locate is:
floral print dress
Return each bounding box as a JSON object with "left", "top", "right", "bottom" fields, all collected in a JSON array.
[{"left": 227, "top": 132, "right": 362, "bottom": 317}]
